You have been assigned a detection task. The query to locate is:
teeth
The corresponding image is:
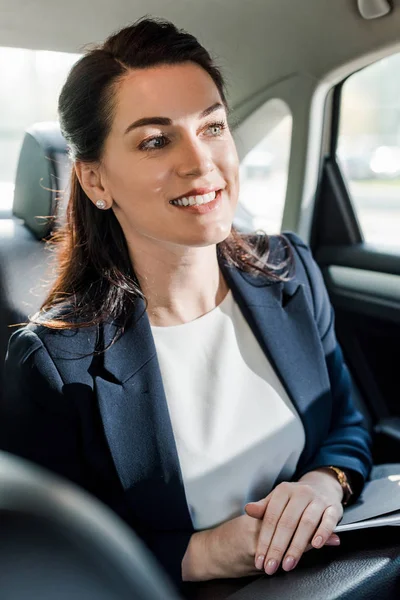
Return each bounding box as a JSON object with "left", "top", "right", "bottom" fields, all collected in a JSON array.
[{"left": 171, "top": 191, "right": 217, "bottom": 207}]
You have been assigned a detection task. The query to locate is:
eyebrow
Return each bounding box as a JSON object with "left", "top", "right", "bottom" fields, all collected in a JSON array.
[{"left": 123, "top": 102, "right": 225, "bottom": 135}]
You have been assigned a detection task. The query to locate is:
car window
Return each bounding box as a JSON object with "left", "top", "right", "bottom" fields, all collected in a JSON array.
[
  {"left": 235, "top": 100, "right": 292, "bottom": 235},
  {"left": 0, "top": 47, "right": 80, "bottom": 213},
  {"left": 337, "top": 53, "right": 400, "bottom": 247}
]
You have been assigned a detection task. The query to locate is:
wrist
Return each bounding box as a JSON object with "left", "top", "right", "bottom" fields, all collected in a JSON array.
[
  {"left": 182, "top": 529, "right": 215, "bottom": 582},
  {"left": 299, "top": 468, "right": 344, "bottom": 503}
]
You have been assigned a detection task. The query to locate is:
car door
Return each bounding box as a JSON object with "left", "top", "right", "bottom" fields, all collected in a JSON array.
[{"left": 310, "top": 53, "right": 400, "bottom": 464}]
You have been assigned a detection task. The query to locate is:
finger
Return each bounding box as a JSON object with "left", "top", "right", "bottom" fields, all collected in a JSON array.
[
  {"left": 304, "top": 533, "right": 340, "bottom": 553},
  {"left": 324, "top": 533, "right": 341, "bottom": 546},
  {"left": 282, "top": 502, "right": 338, "bottom": 572},
  {"left": 245, "top": 495, "right": 270, "bottom": 519},
  {"left": 255, "top": 487, "right": 307, "bottom": 574},
  {"left": 262, "top": 494, "right": 314, "bottom": 574},
  {"left": 311, "top": 505, "right": 342, "bottom": 549}
]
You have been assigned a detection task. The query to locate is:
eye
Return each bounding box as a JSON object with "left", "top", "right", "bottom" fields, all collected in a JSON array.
[
  {"left": 205, "top": 121, "right": 227, "bottom": 136},
  {"left": 139, "top": 135, "right": 169, "bottom": 151}
]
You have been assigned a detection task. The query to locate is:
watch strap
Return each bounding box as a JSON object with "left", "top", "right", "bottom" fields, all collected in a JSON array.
[{"left": 328, "top": 466, "right": 354, "bottom": 506}]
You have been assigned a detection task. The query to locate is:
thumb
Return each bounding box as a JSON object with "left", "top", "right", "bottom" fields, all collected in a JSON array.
[{"left": 245, "top": 497, "right": 269, "bottom": 519}]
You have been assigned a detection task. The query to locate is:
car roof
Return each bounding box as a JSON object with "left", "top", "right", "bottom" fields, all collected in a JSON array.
[{"left": 2, "top": 0, "right": 400, "bottom": 119}]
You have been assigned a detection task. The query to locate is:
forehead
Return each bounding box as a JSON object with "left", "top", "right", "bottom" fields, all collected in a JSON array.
[{"left": 112, "top": 62, "right": 223, "bottom": 131}]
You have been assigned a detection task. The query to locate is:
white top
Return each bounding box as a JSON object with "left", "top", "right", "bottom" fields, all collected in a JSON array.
[{"left": 151, "top": 290, "right": 306, "bottom": 530}]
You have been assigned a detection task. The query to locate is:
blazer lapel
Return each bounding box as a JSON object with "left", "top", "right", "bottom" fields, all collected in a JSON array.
[
  {"left": 95, "top": 299, "right": 192, "bottom": 531},
  {"left": 220, "top": 262, "right": 331, "bottom": 468}
]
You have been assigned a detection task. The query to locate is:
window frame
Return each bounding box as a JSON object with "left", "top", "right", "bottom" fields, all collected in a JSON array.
[{"left": 234, "top": 98, "right": 293, "bottom": 235}]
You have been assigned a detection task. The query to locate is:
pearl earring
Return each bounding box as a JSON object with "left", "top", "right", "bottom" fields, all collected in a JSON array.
[{"left": 96, "top": 200, "right": 107, "bottom": 210}]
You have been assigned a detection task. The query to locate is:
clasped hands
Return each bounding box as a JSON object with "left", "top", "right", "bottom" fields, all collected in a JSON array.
[
  {"left": 184, "top": 467, "right": 345, "bottom": 581},
  {"left": 244, "top": 467, "right": 344, "bottom": 575},
  {"left": 183, "top": 468, "right": 344, "bottom": 581}
]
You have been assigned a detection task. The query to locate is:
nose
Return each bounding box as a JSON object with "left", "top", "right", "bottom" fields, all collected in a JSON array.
[{"left": 176, "top": 137, "right": 214, "bottom": 178}]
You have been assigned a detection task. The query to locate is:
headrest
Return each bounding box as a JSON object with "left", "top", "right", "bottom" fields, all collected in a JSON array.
[
  {"left": 13, "top": 122, "right": 71, "bottom": 240},
  {"left": 0, "top": 452, "right": 180, "bottom": 599}
]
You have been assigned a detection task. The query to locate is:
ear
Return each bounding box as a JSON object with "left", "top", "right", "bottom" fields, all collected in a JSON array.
[{"left": 74, "top": 162, "right": 113, "bottom": 208}]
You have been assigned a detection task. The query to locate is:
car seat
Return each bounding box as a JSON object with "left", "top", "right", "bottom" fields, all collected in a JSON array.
[
  {"left": 0, "top": 450, "right": 180, "bottom": 600},
  {"left": 0, "top": 122, "right": 70, "bottom": 394}
]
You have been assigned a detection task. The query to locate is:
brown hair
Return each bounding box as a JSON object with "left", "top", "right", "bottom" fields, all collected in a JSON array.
[{"left": 34, "top": 17, "right": 293, "bottom": 332}]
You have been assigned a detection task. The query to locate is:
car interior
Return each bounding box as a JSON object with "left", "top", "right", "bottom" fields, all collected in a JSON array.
[{"left": 1, "top": 0, "right": 400, "bottom": 598}]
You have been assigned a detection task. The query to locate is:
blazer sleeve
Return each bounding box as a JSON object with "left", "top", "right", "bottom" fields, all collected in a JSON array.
[
  {"left": 284, "top": 232, "right": 373, "bottom": 499},
  {"left": 0, "top": 327, "right": 88, "bottom": 487}
]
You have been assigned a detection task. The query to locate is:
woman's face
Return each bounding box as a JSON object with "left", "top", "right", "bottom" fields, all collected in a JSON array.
[{"left": 99, "top": 62, "right": 239, "bottom": 250}]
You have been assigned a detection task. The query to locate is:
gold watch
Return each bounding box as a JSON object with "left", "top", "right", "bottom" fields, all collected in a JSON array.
[{"left": 328, "top": 466, "right": 353, "bottom": 506}]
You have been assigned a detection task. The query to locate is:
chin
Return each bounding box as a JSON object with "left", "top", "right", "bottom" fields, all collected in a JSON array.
[{"left": 182, "top": 223, "right": 233, "bottom": 248}]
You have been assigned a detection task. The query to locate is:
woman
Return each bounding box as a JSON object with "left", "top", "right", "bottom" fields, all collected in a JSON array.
[{"left": 0, "top": 18, "right": 372, "bottom": 588}]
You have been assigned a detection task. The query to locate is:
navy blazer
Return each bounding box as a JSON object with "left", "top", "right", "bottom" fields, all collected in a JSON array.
[{"left": 0, "top": 232, "right": 372, "bottom": 586}]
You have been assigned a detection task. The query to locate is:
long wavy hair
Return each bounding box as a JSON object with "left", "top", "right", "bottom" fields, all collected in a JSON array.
[{"left": 33, "top": 17, "right": 293, "bottom": 333}]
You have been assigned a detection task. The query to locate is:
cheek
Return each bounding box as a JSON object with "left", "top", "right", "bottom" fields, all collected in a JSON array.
[
  {"left": 107, "top": 154, "right": 171, "bottom": 204},
  {"left": 218, "top": 142, "right": 240, "bottom": 185},
  {"left": 225, "top": 145, "right": 240, "bottom": 214}
]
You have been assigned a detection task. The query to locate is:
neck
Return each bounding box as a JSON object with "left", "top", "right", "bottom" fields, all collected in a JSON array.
[{"left": 128, "top": 239, "right": 229, "bottom": 327}]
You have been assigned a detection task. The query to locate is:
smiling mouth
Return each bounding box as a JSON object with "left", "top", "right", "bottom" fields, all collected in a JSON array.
[
  {"left": 169, "top": 189, "right": 223, "bottom": 214},
  {"left": 170, "top": 190, "right": 218, "bottom": 207}
]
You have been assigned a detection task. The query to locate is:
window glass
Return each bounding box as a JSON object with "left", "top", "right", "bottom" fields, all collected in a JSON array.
[
  {"left": 0, "top": 47, "right": 80, "bottom": 211},
  {"left": 337, "top": 53, "right": 400, "bottom": 247},
  {"left": 235, "top": 101, "right": 292, "bottom": 235}
]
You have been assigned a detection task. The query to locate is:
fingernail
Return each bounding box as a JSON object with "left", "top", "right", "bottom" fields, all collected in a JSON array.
[
  {"left": 283, "top": 556, "right": 296, "bottom": 571},
  {"left": 329, "top": 536, "right": 341, "bottom": 546},
  {"left": 265, "top": 559, "right": 278, "bottom": 575},
  {"left": 313, "top": 535, "right": 323, "bottom": 548},
  {"left": 255, "top": 554, "right": 265, "bottom": 570}
]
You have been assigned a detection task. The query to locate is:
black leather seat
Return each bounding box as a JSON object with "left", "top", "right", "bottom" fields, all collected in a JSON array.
[
  {"left": 0, "top": 123, "right": 70, "bottom": 394},
  {"left": 0, "top": 450, "right": 180, "bottom": 600}
]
